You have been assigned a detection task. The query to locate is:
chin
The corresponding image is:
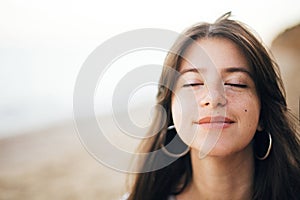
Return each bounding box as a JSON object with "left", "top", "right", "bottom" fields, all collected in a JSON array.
[{"left": 190, "top": 139, "right": 251, "bottom": 158}]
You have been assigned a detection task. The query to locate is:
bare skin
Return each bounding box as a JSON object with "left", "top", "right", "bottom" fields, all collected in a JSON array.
[{"left": 176, "top": 145, "right": 254, "bottom": 200}]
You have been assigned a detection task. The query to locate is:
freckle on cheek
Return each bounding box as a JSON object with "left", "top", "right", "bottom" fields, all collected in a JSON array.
[{"left": 244, "top": 109, "right": 248, "bottom": 112}]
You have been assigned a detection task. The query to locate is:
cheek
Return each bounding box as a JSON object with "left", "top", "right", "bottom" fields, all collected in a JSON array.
[
  {"left": 245, "top": 104, "right": 260, "bottom": 132},
  {"left": 230, "top": 94, "right": 261, "bottom": 131},
  {"left": 171, "top": 96, "right": 182, "bottom": 128},
  {"left": 226, "top": 88, "right": 260, "bottom": 113},
  {"left": 171, "top": 90, "right": 199, "bottom": 122},
  {"left": 171, "top": 93, "right": 199, "bottom": 145}
]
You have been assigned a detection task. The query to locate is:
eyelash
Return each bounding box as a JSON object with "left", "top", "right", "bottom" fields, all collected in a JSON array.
[
  {"left": 183, "top": 83, "right": 203, "bottom": 87},
  {"left": 224, "top": 83, "right": 248, "bottom": 88},
  {"left": 183, "top": 83, "right": 247, "bottom": 88}
]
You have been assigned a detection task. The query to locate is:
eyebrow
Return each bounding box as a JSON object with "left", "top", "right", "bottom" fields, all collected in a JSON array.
[
  {"left": 222, "top": 67, "right": 253, "bottom": 79},
  {"left": 179, "top": 67, "right": 253, "bottom": 79},
  {"left": 179, "top": 68, "right": 205, "bottom": 75}
]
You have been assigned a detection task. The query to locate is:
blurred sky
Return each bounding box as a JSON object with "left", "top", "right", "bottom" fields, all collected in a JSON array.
[{"left": 0, "top": 0, "right": 299, "bottom": 136}]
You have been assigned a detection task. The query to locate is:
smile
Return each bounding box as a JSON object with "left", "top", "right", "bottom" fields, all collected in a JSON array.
[{"left": 195, "top": 116, "right": 235, "bottom": 129}]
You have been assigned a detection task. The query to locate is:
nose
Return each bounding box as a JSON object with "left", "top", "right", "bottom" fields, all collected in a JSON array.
[{"left": 200, "top": 86, "right": 227, "bottom": 108}]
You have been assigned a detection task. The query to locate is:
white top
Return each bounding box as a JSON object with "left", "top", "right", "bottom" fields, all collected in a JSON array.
[{"left": 120, "top": 193, "right": 129, "bottom": 200}]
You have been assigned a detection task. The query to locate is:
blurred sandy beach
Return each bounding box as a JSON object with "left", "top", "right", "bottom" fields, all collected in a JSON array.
[{"left": 0, "top": 117, "right": 133, "bottom": 200}]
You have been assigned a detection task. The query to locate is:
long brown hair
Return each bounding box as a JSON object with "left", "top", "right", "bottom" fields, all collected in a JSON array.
[{"left": 128, "top": 12, "right": 300, "bottom": 200}]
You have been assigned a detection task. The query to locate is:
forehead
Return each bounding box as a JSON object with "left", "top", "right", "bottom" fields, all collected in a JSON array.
[{"left": 179, "top": 37, "right": 251, "bottom": 73}]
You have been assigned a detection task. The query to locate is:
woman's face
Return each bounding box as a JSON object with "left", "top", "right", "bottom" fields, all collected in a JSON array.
[{"left": 171, "top": 37, "right": 261, "bottom": 157}]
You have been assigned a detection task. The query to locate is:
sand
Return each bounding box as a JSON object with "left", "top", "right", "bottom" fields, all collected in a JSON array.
[{"left": 0, "top": 117, "right": 135, "bottom": 200}]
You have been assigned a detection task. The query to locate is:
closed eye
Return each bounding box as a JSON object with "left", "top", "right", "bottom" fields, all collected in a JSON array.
[
  {"left": 225, "top": 83, "right": 247, "bottom": 88},
  {"left": 183, "top": 83, "right": 204, "bottom": 87}
]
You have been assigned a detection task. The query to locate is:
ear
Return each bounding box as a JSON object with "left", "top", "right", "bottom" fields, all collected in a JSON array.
[
  {"left": 257, "top": 124, "right": 263, "bottom": 131},
  {"left": 257, "top": 119, "right": 264, "bottom": 131}
]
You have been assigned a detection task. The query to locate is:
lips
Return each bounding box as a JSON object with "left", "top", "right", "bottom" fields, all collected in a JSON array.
[
  {"left": 198, "top": 116, "right": 234, "bottom": 124},
  {"left": 196, "top": 116, "right": 235, "bottom": 129}
]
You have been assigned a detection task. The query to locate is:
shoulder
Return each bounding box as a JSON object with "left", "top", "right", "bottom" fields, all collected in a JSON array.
[{"left": 120, "top": 193, "right": 129, "bottom": 200}]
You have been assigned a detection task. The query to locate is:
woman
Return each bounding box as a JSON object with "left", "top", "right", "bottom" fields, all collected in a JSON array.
[{"left": 125, "top": 12, "right": 300, "bottom": 200}]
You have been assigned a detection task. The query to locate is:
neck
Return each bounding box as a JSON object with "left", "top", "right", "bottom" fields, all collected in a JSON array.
[{"left": 180, "top": 144, "right": 254, "bottom": 200}]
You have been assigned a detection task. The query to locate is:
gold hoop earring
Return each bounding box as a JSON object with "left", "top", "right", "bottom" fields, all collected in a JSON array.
[
  {"left": 254, "top": 132, "right": 272, "bottom": 160},
  {"left": 160, "top": 125, "right": 190, "bottom": 158}
]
